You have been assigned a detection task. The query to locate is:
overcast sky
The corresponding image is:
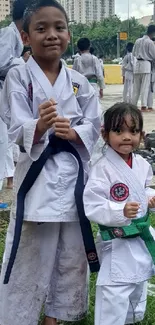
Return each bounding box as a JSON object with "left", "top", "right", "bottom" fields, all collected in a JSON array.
[{"left": 115, "top": 0, "right": 153, "bottom": 20}]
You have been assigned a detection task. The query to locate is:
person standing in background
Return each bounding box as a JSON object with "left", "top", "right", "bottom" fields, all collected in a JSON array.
[
  {"left": 73, "top": 38, "right": 104, "bottom": 99},
  {"left": 0, "top": 0, "right": 27, "bottom": 192},
  {"left": 132, "top": 25, "right": 155, "bottom": 111},
  {"left": 122, "top": 42, "right": 136, "bottom": 103}
]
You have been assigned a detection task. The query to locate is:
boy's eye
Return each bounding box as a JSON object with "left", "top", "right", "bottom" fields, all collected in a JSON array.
[
  {"left": 37, "top": 26, "right": 45, "bottom": 32},
  {"left": 57, "top": 26, "right": 66, "bottom": 30}
]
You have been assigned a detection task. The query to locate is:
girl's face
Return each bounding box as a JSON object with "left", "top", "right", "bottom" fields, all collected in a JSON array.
[
  {"left": 105, "top": 114, "right": 142, "bottom": 160},
  {"left": 22, "top": 6, "right": 70, "bottom": 62}
]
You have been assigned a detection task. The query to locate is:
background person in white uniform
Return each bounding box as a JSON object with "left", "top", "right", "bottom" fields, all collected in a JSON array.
[
  {"left": 122, "top": 42, "right": 136, "bottom": 103},
  {"left": 73, "top": 38, "right": 104, "bottom": 99},
  {"left": 0, "top": 0, "right": 26, "bottom": 201},
  {"left": 132, "top": 25, "right": 155, "bottom": 111},
  {"left": 84, "top": 103, "right": 155, "bottom": 325}
]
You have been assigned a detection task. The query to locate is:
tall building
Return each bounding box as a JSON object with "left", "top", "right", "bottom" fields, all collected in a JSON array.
[
  {"left": 59, "top": 0, "right": 115, "bottom": 24},
  {"left": 0, "top": 0, "right": 10, "bottom": 21}
]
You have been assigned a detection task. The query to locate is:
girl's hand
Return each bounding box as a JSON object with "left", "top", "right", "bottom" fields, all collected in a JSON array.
[
  {"left": 148, "top": 197, "right": 155, "bottom": 209},
  {"left": 124, "top": 202, "right": 140, "bottom": 219}
]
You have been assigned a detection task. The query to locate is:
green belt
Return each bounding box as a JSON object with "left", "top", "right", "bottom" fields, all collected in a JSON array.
[
  {"left": 99, "top": 214, "right": 155, "bottom": 264},
  {"left": 87, "top": 78, "right": 97, "bottom": 83}
]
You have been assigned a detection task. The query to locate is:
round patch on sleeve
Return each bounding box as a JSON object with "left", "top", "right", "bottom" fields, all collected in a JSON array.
[{"left": 110, "top": 183, "right": 129, "bottom": 201}]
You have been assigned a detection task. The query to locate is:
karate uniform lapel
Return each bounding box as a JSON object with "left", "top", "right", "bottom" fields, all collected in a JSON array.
[{"left": 27, "top": 56, "right": 67, "bottom": 116}]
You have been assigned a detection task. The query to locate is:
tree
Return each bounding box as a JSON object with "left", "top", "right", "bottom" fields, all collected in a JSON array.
[
  {"left": 65, "top": 16, "right": 146, "bottom": 59},
  {"left": 0, "top": 15, "right": 11, "bottom": 28}
]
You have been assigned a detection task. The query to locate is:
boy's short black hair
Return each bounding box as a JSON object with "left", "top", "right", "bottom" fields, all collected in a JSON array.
[
  {"left": 12, "top": 0, "right": 27, "bottom": 21},
  {"left": 77, "top": 38, "right": 90, "bottom": 52},
  {"left": 104, "top": 102, "right": 143, "bottom": 135},
  {"left": 23, "top": 0, "right": 68, "bottom": 34},
  {"left": 126, "top": 42, "right": 134, "bottom": 52},
  {"left": 147, "top": 24, "right": 155, "bottom": 35}
]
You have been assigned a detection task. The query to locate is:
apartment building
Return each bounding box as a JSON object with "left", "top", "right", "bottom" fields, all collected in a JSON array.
[
  {"left": 0, "top": 0, "right": 10, "bottom": 21},
  {"left": 59, "top": 0, "right": 115, "bottom": 24}
]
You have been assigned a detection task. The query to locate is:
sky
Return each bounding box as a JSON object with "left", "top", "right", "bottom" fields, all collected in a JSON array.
[{"left": 115, "top": 0, "right": 154, "bottom": 20}]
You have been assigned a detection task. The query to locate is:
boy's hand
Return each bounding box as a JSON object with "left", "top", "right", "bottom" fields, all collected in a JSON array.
[
  {"left": 148, "top": 197, "right": 155, "bottom": 209},
  {"left": 54, "top": 117, "right": 82, "bottom": 144},
  {"left": 54, "top": 117, "right": 72, "bottom": 140},
  {"left": 124, "top": 202, "right": 140, "bottom": 219},
  {"left": 38, "top": 99, "right": 57, "bottom": 132}
]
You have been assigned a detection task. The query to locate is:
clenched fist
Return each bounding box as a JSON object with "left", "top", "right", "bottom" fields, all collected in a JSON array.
[
  {"left": 124, "top": 202, "right": 140, "bottom": 219},
  {"left": 37, "top": 99, "right": 58, "bottom": 132}
]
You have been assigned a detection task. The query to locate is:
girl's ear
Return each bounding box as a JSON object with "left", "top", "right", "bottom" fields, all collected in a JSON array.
[{"left": 101, "top": 127, "right": 108, "bottom": 143}]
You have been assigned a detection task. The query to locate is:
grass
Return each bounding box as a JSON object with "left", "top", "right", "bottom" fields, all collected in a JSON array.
[{"left": 1, "top": 216, "right": 155, "bottom": 324}]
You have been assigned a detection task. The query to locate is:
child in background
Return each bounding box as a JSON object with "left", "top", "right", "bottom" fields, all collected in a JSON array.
[
  {"left": 0, "top": 0, "right": 100, "bottom": 324},
  {"left": 84, "top": 103, "right": 155, "bottom": 325},
  {"left": 73, "top": 38, "right": 104, "bottom": 99},
  {"left": 122, "top": 42, "right": 136, "bottom": 103}
]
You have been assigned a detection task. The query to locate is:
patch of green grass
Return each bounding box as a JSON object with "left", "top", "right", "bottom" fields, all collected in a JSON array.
[{"left": 1, "top": 215, "right": 155, "bottom": 324}]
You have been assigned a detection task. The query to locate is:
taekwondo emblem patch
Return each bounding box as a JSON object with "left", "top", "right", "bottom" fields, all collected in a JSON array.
[
  {"left": 87, "top": 252, "right": 97, "bottom": 262},
  {"left": 110, "top": 183, "right": 129, "bottom": 202},
  {"left": 72, "top": 82, "right": 80, "bottom": 95},
  {"left": 113, "top": 228, "right": 124, "bottom": 238},
  {"left": 28, "top": 83, "right": 33, "bottom": 101}
]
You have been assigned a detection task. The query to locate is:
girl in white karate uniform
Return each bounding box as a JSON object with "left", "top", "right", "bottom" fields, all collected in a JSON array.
[{"left": 84, "top": 102, "right": 155, "bottom": 325}]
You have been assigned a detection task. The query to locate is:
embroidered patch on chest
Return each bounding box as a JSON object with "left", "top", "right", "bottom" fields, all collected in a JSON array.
[
  {"left": 28, "top": 83, "right": 33, "bottom": 101},
  {"left": 110, "top": 183, "right": 129, "bottom": 202},
  {"left": 72, "top": 82, "right": 80, "bottom": 95}
]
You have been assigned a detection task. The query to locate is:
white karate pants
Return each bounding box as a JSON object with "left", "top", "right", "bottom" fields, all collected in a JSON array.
[
  {"left": 0, "top": 216, "right": 88, "bottom": 325},
  {"left": 123, "top": 79, "right": 133, "bottom": 103},
  {"left": 147, "top": 83, "right": 154, "bottom": 108},
  {"left": 95, "top": 281, "right": 147, "bottom": 325},
  {"left": 132, "top": 73, "right": 151, "bottom": 107},
  {"left": 4, "top": 143, "right": 15, "bottom": 178}
]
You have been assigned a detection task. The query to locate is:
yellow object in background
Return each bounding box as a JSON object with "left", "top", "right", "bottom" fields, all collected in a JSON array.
[
  {"left": 104, "top": 65, "right": 123, "bottom": 84},
  {"left": 68, "top": 64, "right": 123, "bottom": 85}
]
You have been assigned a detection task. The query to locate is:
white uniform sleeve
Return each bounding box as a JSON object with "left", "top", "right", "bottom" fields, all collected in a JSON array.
[
  {"left": 72, "top": 57, "right": 79, "bottom": 71},
  {"left": 145, "top": 164, "right": 155, "bottom": 212},
  {"left": 83, "top": 163, "right": 131, "bottom": 227},
  {"left": 72, "top": 78, "right": 101, "bottom": 160},
  {"left": 148, "top": 41, "right": 155, "bottom": 60},
  {"left": 0, "top": 68, "right": 46, "bottom": 161},
  {"left": 122, "top": 55, "right": 128, "bottom": 77},
  {"left": 94, "top": 57, "right": 104, "bottom": 89},
  {"left": 0, "top": 27, "right": 24, "bottom": 76}
]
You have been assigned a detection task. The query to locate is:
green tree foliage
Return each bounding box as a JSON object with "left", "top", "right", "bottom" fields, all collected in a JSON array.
[
  {"left": 68, "top": 16, "right": 146, "bottom": 59},
  {"left": 0, "top": 15, "right": 11, "bottom": 28}
]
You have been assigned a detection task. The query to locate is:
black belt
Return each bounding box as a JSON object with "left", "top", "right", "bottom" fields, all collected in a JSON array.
[{"left": 4, "top": 134, "right": 100, "bottom": 284}]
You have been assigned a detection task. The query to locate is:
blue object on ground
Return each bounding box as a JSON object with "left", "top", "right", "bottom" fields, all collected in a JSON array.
[{"left": 0, "top": 203, "right": 8, "bottom": 209}]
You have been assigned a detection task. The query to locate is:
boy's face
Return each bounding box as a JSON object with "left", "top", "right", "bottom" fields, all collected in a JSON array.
[{"left": 22, "top": 6, "right": 70, "bottom": 61}]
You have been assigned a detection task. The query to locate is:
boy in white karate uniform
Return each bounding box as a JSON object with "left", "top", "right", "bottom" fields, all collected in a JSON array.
[
  {"left": 73, "top": 38, "right": 104, "bottom": 99},
  {"left": 84, "top": 103, "right": 155, "bottom": 325},
  {"left": 0, "top": 1, "right": 101, "bottom": 325},
  {"left": 122, "top": 42, "right": 136, "bottom": 103}
]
